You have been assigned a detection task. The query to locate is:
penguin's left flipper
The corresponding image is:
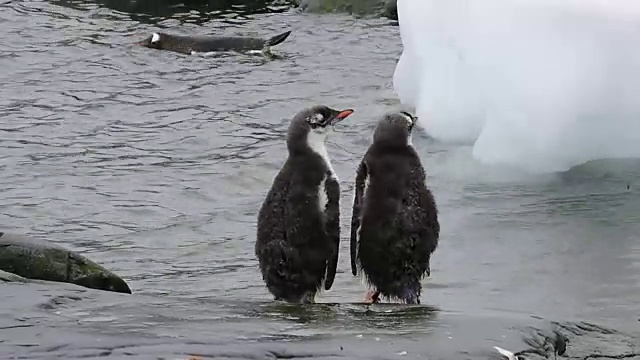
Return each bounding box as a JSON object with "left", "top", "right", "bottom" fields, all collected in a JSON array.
[{"left": 323, "top": 176, "right": 340, "bottom": 290}]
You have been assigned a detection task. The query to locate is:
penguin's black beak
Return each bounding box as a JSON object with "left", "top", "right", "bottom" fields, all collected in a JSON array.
[{"left": 329, "top": 109, "right": 354, "bottom": 125}]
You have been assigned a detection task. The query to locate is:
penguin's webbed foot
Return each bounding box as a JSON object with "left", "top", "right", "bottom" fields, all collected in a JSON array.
[{"left": 363, "top": 289, "right": 381, "bottom": 304}]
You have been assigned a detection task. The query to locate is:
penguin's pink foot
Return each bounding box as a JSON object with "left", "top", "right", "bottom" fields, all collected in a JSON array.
[{"left": 363, "top": 289, "right": 380, "bottom": 304}]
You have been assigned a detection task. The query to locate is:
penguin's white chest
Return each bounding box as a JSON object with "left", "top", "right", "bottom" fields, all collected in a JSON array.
[
  {"left": 318, "top": 177, "right": 328, "bottom": 213},
  {"left": 306, "top": 130, "right": 337, "bottom": 214}
]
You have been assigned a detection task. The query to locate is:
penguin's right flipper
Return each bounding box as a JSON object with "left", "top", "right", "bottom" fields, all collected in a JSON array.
[
  {"left": 265, "top": 30, "right": 292, "bottom": 47},
  {"left": 350, "top": 159, "right": 368, "bottom": 276}
]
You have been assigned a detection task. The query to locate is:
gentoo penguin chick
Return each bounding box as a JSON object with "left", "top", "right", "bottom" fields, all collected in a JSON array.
[
  {"left": 350, "top": 111, "right": 439, "bottom": 305},
  {"left": 137, "top": 30, "right": 291, "bottom": 55},
  {"left": 256, "top": 105, "right": 355, "bottom": 304}
]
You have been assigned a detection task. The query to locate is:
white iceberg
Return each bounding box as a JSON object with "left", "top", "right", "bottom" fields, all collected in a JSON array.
[{"left": 393, "top": 0, "right": 640, "bottom": 173}]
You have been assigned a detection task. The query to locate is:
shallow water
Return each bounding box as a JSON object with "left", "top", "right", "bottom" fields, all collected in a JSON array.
[{"left": 0, "top": 0, "right": 639, "bottom": 359}]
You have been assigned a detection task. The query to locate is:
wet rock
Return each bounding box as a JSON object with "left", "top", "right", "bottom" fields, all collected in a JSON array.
[
  {"left": 296, "top": 0, "right": 397, "bottom": 20},
  {"left": 0, "top": 232, "right": 132, "bottom": 294},
  {"left": 55, "top": 0, "right": 302, "bottom": 24},
  {"left": 513, "top": 321, "right": 640, "bottom": 360},
  {"left": 382, "top": 0, "right": 397, "bottom": 20},
  {"left": 0, "top": 269, "right": 29, "bottom": 283}
]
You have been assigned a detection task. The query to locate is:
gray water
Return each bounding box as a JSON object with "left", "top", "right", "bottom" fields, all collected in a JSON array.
[{"left": 1, "top": 1, "right": 639, "bottom": 359}]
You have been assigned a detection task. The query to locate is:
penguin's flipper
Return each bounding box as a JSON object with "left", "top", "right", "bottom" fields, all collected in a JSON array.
[
  {"left": 265, "top": 30, "right": 291, "bottom": 47},
  {"left": 323, "top": 176, "right": 340, "bottom": 290},
  {"left": 350, "top": 159, "right": 368, "bottom": 276}
]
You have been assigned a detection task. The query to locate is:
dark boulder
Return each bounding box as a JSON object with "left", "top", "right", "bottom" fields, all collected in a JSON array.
[{"left": 0, "top": 232, "right": 132, "bottom": 294}]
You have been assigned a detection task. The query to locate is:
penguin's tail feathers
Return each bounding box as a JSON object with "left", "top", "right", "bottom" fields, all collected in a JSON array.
[
  {"left": 266, "top": 30, "right": 292, "bottom": 47},
  {"left": 397, "top": 277, "right": 421, "bottom": 305}
]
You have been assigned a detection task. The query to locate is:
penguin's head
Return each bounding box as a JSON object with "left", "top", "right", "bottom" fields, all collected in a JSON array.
[
  {"left": 138, "top": 32, "right": 164, "bottom": 49},
  {"left": 373, "top": 111, "right": 418, "bottom": 147},
  {"left": 287, "top": 105, "right": 354, "bottom": 153}
]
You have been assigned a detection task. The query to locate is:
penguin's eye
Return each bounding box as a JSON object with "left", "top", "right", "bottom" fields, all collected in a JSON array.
[
  {"left": 308, "top": 113, "right": 325, "bottom": 129},
  {"left": 400, "top": 111, "right": 415, "bottom": 122}
]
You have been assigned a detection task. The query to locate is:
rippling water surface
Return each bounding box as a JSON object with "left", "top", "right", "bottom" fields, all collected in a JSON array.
[{"left": 1, "top": 1, "right": 639, "bottom": 359}]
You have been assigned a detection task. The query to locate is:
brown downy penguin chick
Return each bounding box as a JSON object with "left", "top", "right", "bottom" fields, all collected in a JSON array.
[
  {"left": 350, "top": 111, "right": 440, "bottom": 305},
  {"left": 137, "top": 30, "right": 291, "bottom": 55},
  {"left": 255, "top": 105, "right": 354, "bottom": 304}
]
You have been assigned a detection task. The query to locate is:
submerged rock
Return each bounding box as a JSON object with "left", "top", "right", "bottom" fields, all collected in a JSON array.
[{"left": 0, "top": 232, "right": 132, "bottom": 294}]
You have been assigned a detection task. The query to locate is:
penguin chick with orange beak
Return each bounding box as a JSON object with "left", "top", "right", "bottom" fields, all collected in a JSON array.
[{"left": 256, "top": 105, "right": 354, "bottom": 304}]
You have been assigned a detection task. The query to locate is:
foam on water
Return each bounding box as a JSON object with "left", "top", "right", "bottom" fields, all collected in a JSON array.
[{"left": 393, "top": 0, "right": 640, "bottom": 173}]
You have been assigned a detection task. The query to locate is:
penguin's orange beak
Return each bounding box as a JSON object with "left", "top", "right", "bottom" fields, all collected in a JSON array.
[
  {"left": 336, "top": 109, "right": 354, "bottom": 120},
  {"left": 329, "top": 109, "right": 354, "bottom": 125}
]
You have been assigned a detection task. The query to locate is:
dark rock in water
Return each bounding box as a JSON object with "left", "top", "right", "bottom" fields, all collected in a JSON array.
[
  {"left": 514, "top": 326, "right": 572, "bottom": 359},
  {"left": 0, "top": 232, "right": 132, "bottom": 294},
  {"left": 51, "top": 0, "right": 298, "bottom": 25},
  {"left": 550, "top": 329, "right": 568, "bottom": 357},
  {"left": 297, "top": 0, "right": 397, "bottom": 20},
  {"left": 382, "top": 0, "right": 397, "bottom": 20}
]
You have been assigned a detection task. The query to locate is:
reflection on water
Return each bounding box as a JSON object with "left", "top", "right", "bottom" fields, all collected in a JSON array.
[{"left": 253, "top": 302, "right": 439, "bottom": 331}]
